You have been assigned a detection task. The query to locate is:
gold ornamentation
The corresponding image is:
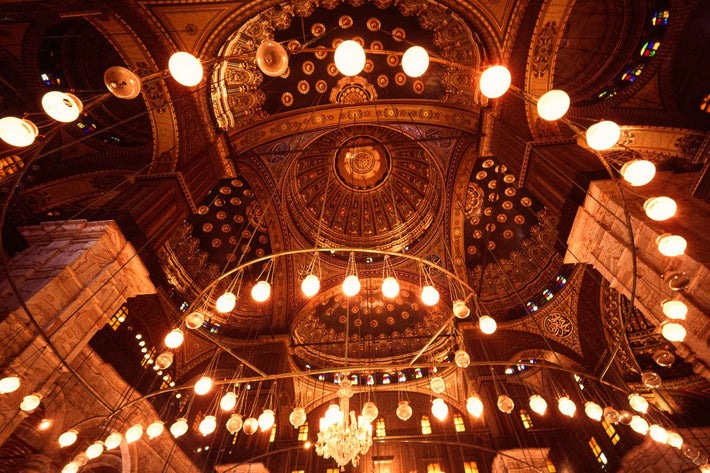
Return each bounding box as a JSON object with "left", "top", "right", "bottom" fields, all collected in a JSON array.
[
  {"left": 543, "top": 313, "right": 573, "bottom": 338},
  {"left": 505, "top": 187, "right": 516, "bottom": 197},
  {"left": 521, "top": 197, "right": 532, "bottom": 207},
  {"left": 216, "top": 211, "right": 227, "bottom": 220},
  {"left": 327, "top": 63, "right": 338, "bottom": 76},
  {"left": 280, "top": 67, "right": 290, "bottom": 79},
  {"left": 502, "top": 201, "right": 513, "bottom": 210},
  {"left": 353, "top": 36, "right": 365, "bottom": 47},
  {"left": 392, "top": 27, "right": 405, "bottom": 42},
  {"left": 386, "top": 54, "right": 399, "bottom": 67},
  {"left": 302, "top": 61, "right": 315, "bottom": 75},
  {"left": 219, "top": 186, "right": 231, "bottom": 194},
  {"left": 211, "top": 238, "right": 222, "bottom": 248},
  {"left": 394, "top": 72, "right": 406, "bottom": 86},
  {"left": 376, "top": 75, "right": 389, "bottom": 88},
  {"left": 504, "top": 174, "right": 516, "bottom": 183},
  {"left": 514, "top": 215, "right": 525, "bottom": 224},
  {"left": 367, "top": 18, "right": 381, "bottom": 31},
  {"left": 202, "top": 223, "right": 213, "bottom": 232},
  {"left": 503, "top": 230, "right": 513, "bottom": 239},
  {"left": 221, "top": 224, "right": 231, "bottom": 233},
  {"left": 197, "top": 205, "right": 209, "bottom": 215},
  {"left": 287, "top": 40, "right": 301, "bottom": 52},
  {"left": 282, "top": 92, "right": 294, "bottom": 106},
  {"left": 482, "top": 159, "right": 494, "bottom": 168},
  {"left": 364, "top": 59, "right": 374, "bottom": 73},
  {"left": 315, "top": 46, "right": 327, "bottom": 60},
  {"left": 496, "top": 214, "right": 507, "bottom": 223},
  {"left": 339, "top": 15, "right": 353, "bottom": 29},
  {"left": 332, "top": 38, "right": 343, "bottom": 49},
  {"left": 371, "top": 40, "right": 383, "bottom": 51},
  {"left": 476, "top": 171, "right": 487, "bottom": 180},
  {"left": 412, "top": 80, "right": 424, "bottom": 94},
  {"left": 315, "top": 80, "right": 328, "bottom": 93},
  {"left": 297, "top": 80, "right": 310, "bottom": 94},
  {"left": 311, "top": 23, "right": 326, "bottom": 36}
]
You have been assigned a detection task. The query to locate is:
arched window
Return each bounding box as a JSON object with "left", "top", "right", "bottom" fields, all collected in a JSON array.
[
  {"left": 421, "top": 415, "right": 432, "bottom": 435},
  {"left": 453, "top": 413, "right": 466, "bottom": 432},
  {"left": 519, "top": 409, "right": 533, "bottom": 429},
  {"left": 297, "top": 421, "right": 309, "bottom": 441},
  {"left": 375, "top": 417, "right": 386, "bottom": 437}
]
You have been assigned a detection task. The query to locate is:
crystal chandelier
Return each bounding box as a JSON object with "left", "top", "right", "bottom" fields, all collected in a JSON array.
[{"left": 315, "top": 378, "right": 372, "bottom": 468}]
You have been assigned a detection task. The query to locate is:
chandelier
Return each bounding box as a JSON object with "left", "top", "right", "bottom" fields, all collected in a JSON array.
[{"left": 315, "top": 378, "right": 372, "bottom": 468}]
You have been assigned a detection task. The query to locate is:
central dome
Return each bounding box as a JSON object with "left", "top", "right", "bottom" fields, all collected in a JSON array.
[{"left": 285, "top": 125, "right": 442, "bottom": 251}]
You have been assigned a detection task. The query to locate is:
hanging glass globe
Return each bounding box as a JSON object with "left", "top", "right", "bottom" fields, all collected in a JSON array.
[
  {"left": 586, "top": 120, "right": 621, "bottom": 151},
  {"left": 662, "top": 300, "right": 687, "bottom": 320},
  {"left": 453, "top": 300, "right": 470, "bottom": 319},
  {"left": 620, "top": 160, "right": 656, "bottom": 186},
  {"left": 104, "top": 432, "right": 122, "bottom": 450},
  {"left": 401, "top": 46, "right": 429, "bottom": 77},
  {"left": 630, "top": 415, "right": 649, "bottom": 435},
  {"left": 226, "top": 414, "right": 243, "bottom": 434},
  {"left": 454, "top": 350, "right": 471, "bottom": 368},
  {"left": 0, "top": 117, "right": 39, "bottom": 147},
  {"left": 618, "top": 410, "right": 633, "bottom": 425},
  {"left": 585, "top": 401, "right": 603, "bottom": 421},
  {"left": 325, "top": 404, "right": 344, "bottom": 426},
  {"left": 683, "top": 445, "right": 701, "bottom": 460},
  {"left": 641, "top": 371, "right": 662, "bottom": 389},
  {"left": 479, "top": 65, "right": 511, "bottom": 99},
  {"left": 164, "top": 328, "right": 184, "bottom": 348},
  {"left": 528, "top": 395, "right": 547, "bottom": 415},
  {"left": 649, "top": 424, "right": 668, "bottom": 443},
  {"left": 421, "top": 285, "right": 440, "bottom": 306},
  {"left": 146, "top": 421, "right": 164, "bottom": 439},
  {"left": 220, "top": 392, "right": 237, "bottom": 411},
  {"left": 168, "top": 52, "right": 203, "bottom": 86},
  {"left": 536, "top": 90, "right": 570, "bottom": 121},
  {"left": 85, "top": 441, "right": 104, "bottom": 459},
  {"left": 62, "top": 462, "right": 80, "bottom": 473},
  {"left": 431, "top": 398, "right": 449, "bottom": 420},
  {"left": 628, "top": 393, "right": 648, "bottom": 413},
  {"left": 656, "top": 234, "right": 687, "bottom": 257},
  {"left": 155, "top": 352, "right": 174, "bottom": 370},
  {"left": 667, "top": 431, "right": 683, "bottom": 449},
  {"left": 41, "top": 91, "right": 83, "bottom": 122},
  {"left": 125, "top": 424, "right": 143, "bottom": 443},
  {"left": 289, "top": 407, "right": 306, "bottom": 428},
  {"left": 170, "top": 418, "right": 188, "bottom": 438},
  {"left": 396, "top": 400, "right": 413, "bottom": 421},
  {"left": 466, "top": 395, "right": 484, "bottom": 418},
  {"left": 429, "top": 376, "right": 446, "bottom": 394},
  {"left": 602, "top": 407, "right": 620, "bottom": 424},
  {"left": 557, "top": 397, "right": 576, "bottom": 417},
  {"left": 58, "top": 429, "right": 79, "bottom": 447},
  {"left": 0, "top": 375, "right": 20, "bottom": 394},
  {"left": 661, "top": 322, "right": 686, "bottom": 342},
  {"left": 242, "top": 417, "right": 259, "bottom": 435},
  {"left": 497, "top": 395, "right": 514, "bottom": 414},
  {"left": 251, "top": 281, "right": 271, "bottom": 302},
  {"left": 258, "top": 409, "right": 276, "bottom": 430},
  {"left": 381, "top": 277, "right": 400, "bottom": 298},
  {"left": 362, "top": 401, "right": 379, "bottom": 422},
  {"left": 653, "top": 349, "right": 675, "bottom": 367},
  {"left": 643, "top": 197, "right": 677, "bottom": 221},
  {"left": 198, "top": 415, "right": 217, "bottom": 436},
  {"left": 479, "top": 315, "right": 497, "bottom": 334},
  {"left": 342, "top": 274, "right": 361, "bottom": 296},
  {"left": 72, "top": 454, "right": 88, "bottom": 467},
  {"left": 185, "top": 311, "right": 205, "bottom": 329},
  {"left": 216, "top": 292, "right": 236, "bottom": 313},
  {"left": 194, "top": 376, "right": 213, "bottom": 395},
  {"left": 301, "top": 274, "right": 320, "bottom": 297},
  {"left": 20, "top": 393, "right": 41, "bottom": 412},
  {"left": 334, "top": 40, "right": 366, "bottom": 76}
]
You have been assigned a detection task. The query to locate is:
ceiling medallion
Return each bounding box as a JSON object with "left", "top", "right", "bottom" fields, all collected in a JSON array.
[
  {"left": 367, "top": 18, "right": 381, "bottom": 31},
  {"left": 338, "top": 15, "right": 354, "bottom": 28},
  {"left": 329, "top": 76, "right": 378, "bottom": 104}
]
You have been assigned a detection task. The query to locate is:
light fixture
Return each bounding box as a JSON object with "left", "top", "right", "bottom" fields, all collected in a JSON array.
[
  {"left": 62, "top": 462, "right": 80, "bottom": 473},
  {"left": 325, "top": 404, "right": 344, "bottom": 427},
  {"left": 195, "top": 376, "right": 213, "bottom": 395},
  {"left": 289, "top": 407, "right": 307, "bottom": 428},
  {"left": 656, "top": 234, "right": 687, "bottom": 257},
  {"left": 342, "top": 274, "right": 361, "bottom": 297},
  {"left": 125, "top": 424, "right": 143, "bottom": 443},
  {"left": 429, "top": 376, "right": 446, "bottom": 394},
  {"left": 421, "top": 285, "right": 440, "bottom": 306},
  {"left": 0, "top": 117, "right": 39, "bottom": 147},
  {"left": 185, "top": 311, "right": 205, "bottom": 329},
  {"left": 536, "top": 90, "right": 570, "bottom": 121},
  {"left": 453, "top": 300, "right": 470, "bottom": 319},
  {"left": 662, "top": 300, "right": 687, "bottom": 320},
  {"left": 146, "top": 421, "right": 164, "bottom": 439},
  {"left": 618, "top": 410, "right": 633, "bottom": 425},
  {"left": 334, "top": 40, "right": 366, "bottom": 76},
  {"left": 641, "top": 371, "right": 662, "bottom": 389},
  {"left": 72, "top": 454, "right": 88, "bottom": 467},
  {"left": 251, "top": 280, "right": 271, "bottom": 302},
  {"left": 20, "top": 393, "right": 41, "bottom": 412},
  {"left": 255, "top": 40, "right": 289, "bottom": 77},
  {"left": 643, "top": 196, "right": 677, "bottom": 221},
  {"left": 455, "top": 350, "right": 471, "bottom": 368},
  {"left": 38, "top": 418, "right": 51, "bottom": 430},
  {"left": 243, "top": 417, "right": 259, "bottom": 435},
  {"left": 168, "top": 52, "right": 203, "bottom": 86},
  {"left": 479, "top": 65, "right": 511, "bottom": 99},
  {"left": 361, "top": 401, "right": 378, "bottom": 422},
  {"left": 164, "top": 328, "right": 184, "bottom": 348},
  {"left": 661, "top": 322, "right": 686, "bottom": 342},
  {"left": 557, "top": 397, "right": 576, "bottom": 417},
  {"left": 586, "top": 120, "right": 621, "bottom": 151},
  {"left": 603, "top": 407, "right": 619, "bottom": 424},
  {"left": 216, "top": 292, "right": 237, "bottom": 313},
  {"left": 220, "top": 392, "right": 237, "bottom": 411},
  {"left": 199, "top": 415, "right": 217, "bottom": 436},
  {"left": 85, "top": 441, "right": 104, "bottom": 459},
  {"left": 103, "top": 66, "right": 142, "bottom": 99},
  {"left": 0, "top": 375, "right": 20, "bottom": 394},
  {"left": 227, "top": 414, "right": 243, "bottom": 434},
  {"left": 401, "top": 46, "right": 429, "bottom": 77},
  {"left": 431, "top": 398, "right": 449, "bottom": 420},
  {"left": 667, "top": 432, "right": 683, "bottom": 449},
  {"left": 104, "top": 432, "right": 122, "bottom": 450},
  {"left": 649, "top": 424, "right": 668, "bottom": 443},
  {"left": 41, "top": 91, "right": 83, "bottom": 122},
  {"left": 479, "top": 315, "right": 497, "bottom": 334},
  {"left": 396, "top": 401, "right": 413, "bottom": 421},
  {"left": 466, "top": 395, "right": 484, "bottom": 418},
  {"left": 620, "top": 160, "right": 655, "bottom": 186},
  {"left": 497, "top": 394, "right": 514, "bottom": 414},
  {"left": 258, "top": 409, "right": 276, "bottom": 430},
  {"left": 630, "top": 415, "right": 649, "bottom": 435},
  {"left": 301, "top": 274, "right": 320, "bottom": 297},
  {"left": 381, "top": 277, "right": 400, "bottom": 298},
  {"left": 628, "top": 394, "right": 649, "bottom": 414},
  {"left": 155, "top": 352, "right": 174, "bottom": 370},
  {"left": 528, "top": 395, "right": 548, "bottom": 415},
  {"left": 170, "top": 418, "right": 188, "bottom": 438},
  {"left": 585, "top": 402, "right": 603, "bottom": 421},
  {"left": 58, "top": 429, "right": 78, "bottom": 448}
]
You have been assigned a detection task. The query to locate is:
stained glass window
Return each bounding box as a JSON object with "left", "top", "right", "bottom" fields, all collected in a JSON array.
[
  {"left": 640, "top": 41, "right": 661, "bottom": 57},
  {"left": 652, "top": 10, "right": 669, "bottom": 26},
  {"left": 421, "top": 415, "right": 432, "bottom": 435}
]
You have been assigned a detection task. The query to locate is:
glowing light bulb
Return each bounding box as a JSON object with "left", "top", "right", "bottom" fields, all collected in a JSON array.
[
  {"left": 164, "top": 328, "right": 184, "bottom": 348},
  {"left": 643, "top": 196, "right": 677, "bottom": 221},
  {"left": 0, "top": 375, "right": 20, "bottom": 394},
  {"left": 242, "top": 417, "right": 258, "bottom": 435},
  {"left": 586, "top": 120, "right": 621, "bottom": 151},
  {"left": 479, "top": 65, "right": 511, "bottom": 99},
  {"left": 529, "top": 395, "right": 547, "bottom": 415},
  {"left": 649, "top": 424, "right": 668, "bottom": 443},
  {"left": 198, "top": 415, "right": 217, "bottom": 436},
  {"left": 58, "top": 429, "right": 78, "bottom": 448},
  {"left": 620, "top": 160, "right": 655, "bottom": 186},
  {"left": 431, "top": 398, "right": 449, "bottom": 420},
  {"left": 38, "top": 419, "right": 51, "bottom": 430},
  {"left": 289, "top": 407, "right": 306, "bottom": 428},
  {"left": 334, "top": 40, "right": 366, "bottom": 76},
  {"left": 194, "top": 376, "right": 213, "bottom": 395},
  {"left": 104, "top": 432, "right": 122, "bottom": 450},
  {"left": 661, "top": 322, "right": 686, "bottom": 342},
  {"left": 146, "top": 421, "right": 164, "bottom": 439},
  {"left": 401, "top": 46, "right": 429, "bottom": 77},
  {"left": 301, "top": 274, "right": 320, "bottom": 297},
  {"left": 85, "top": 441, "right": 104, "bottom": 459},
  {"left": 497, "top": 395, "right": 514, "bottom": 414},
  {"left": 453, "top": 300, "right": 470, "bottom": 319},
  {"left": 479, "top": 315, "right": 497, "bottom": 334},
  {"left": 216, "top": 292, "right": 236, "bottom": 313},
  {"left": 170, "top": 418, "right": 188, "bottom": 438},
  {"left": 603, "top": 407, "right": 620, "bottom": 424},
  {"left": 361, "top": 402, "right": 378, "bottom": 422},
  {"left": 667, "top": 432, "right": 683, "bottom": 449},
  {"left": 258, "top": 409, "right": 275, "bottom": 430},
  {"left": 168, "top": 52, "right": 203, "bottom": 86},
  {"left": 628, "top": 394, "right": 648, "bottom": 414},
  {"left": 155, "top": 352, "right": 174, "bottom": 370},
  {"left": 20, "top": 393, "right": 41, "bottom": 412},
  {"left": 536, "top": 89, "right": 570, "bottom": 121},
  {"left": 185, "top": 311, "right": 204, "bottom": 329},
  {"left": 656, "top": 234, "right": 687, "bottom": 257},
  {"left": 466, "top": 395, "right": 484, "bottom": 418},
  {"left": 125, "top": 424, "right": 143, "bottom": 443},
  {"left": 227, "top": 414, "right": 243, "bottom": 433},
  {"left": 396, "top": 400, "right": 413, "bottom": 421},
  {"left": 381, "top": 277, "right": 400, "bottom": 298},
  {"left": 251, "top": 280, "right": 271, "bottom": 302},
  {"left": 220, "top": 392, "right": 237, "bottom": 411},
  {"left": 0, "top": 117, "right": 38, "bottom": 147},
  {"left": 342, "top": 274, "right": 361, "bottom": 296},
  {"left": 558, "top": 397, "right": 576, "bottom": 417},
  {"left": 585, "top": 401, "right": 603, "bottom": 421},
  {"left": 62, "top": 462, "right": 80, "bottom": 473},
  {"left": 455, "top": 350, "right": 471, "bottom": 368},
  {"left": 630, "top": 415, "right": 649, "bottom": 435},
  {"left": 325, "top": 404, "right": 343, "bottom": 426},
  {"left": 41, "top": 91, "right": 83, "bottom": 122},
  {"left": 662, "top": 300, "right": 687, "bottom": 320},
  {"left": 421, "top": 285, "right": 440, "bottom": 306}
]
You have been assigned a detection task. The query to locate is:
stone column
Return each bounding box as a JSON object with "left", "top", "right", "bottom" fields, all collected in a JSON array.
[{"left": 491, "top": 448, "right": 550, "bottom": 473}]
